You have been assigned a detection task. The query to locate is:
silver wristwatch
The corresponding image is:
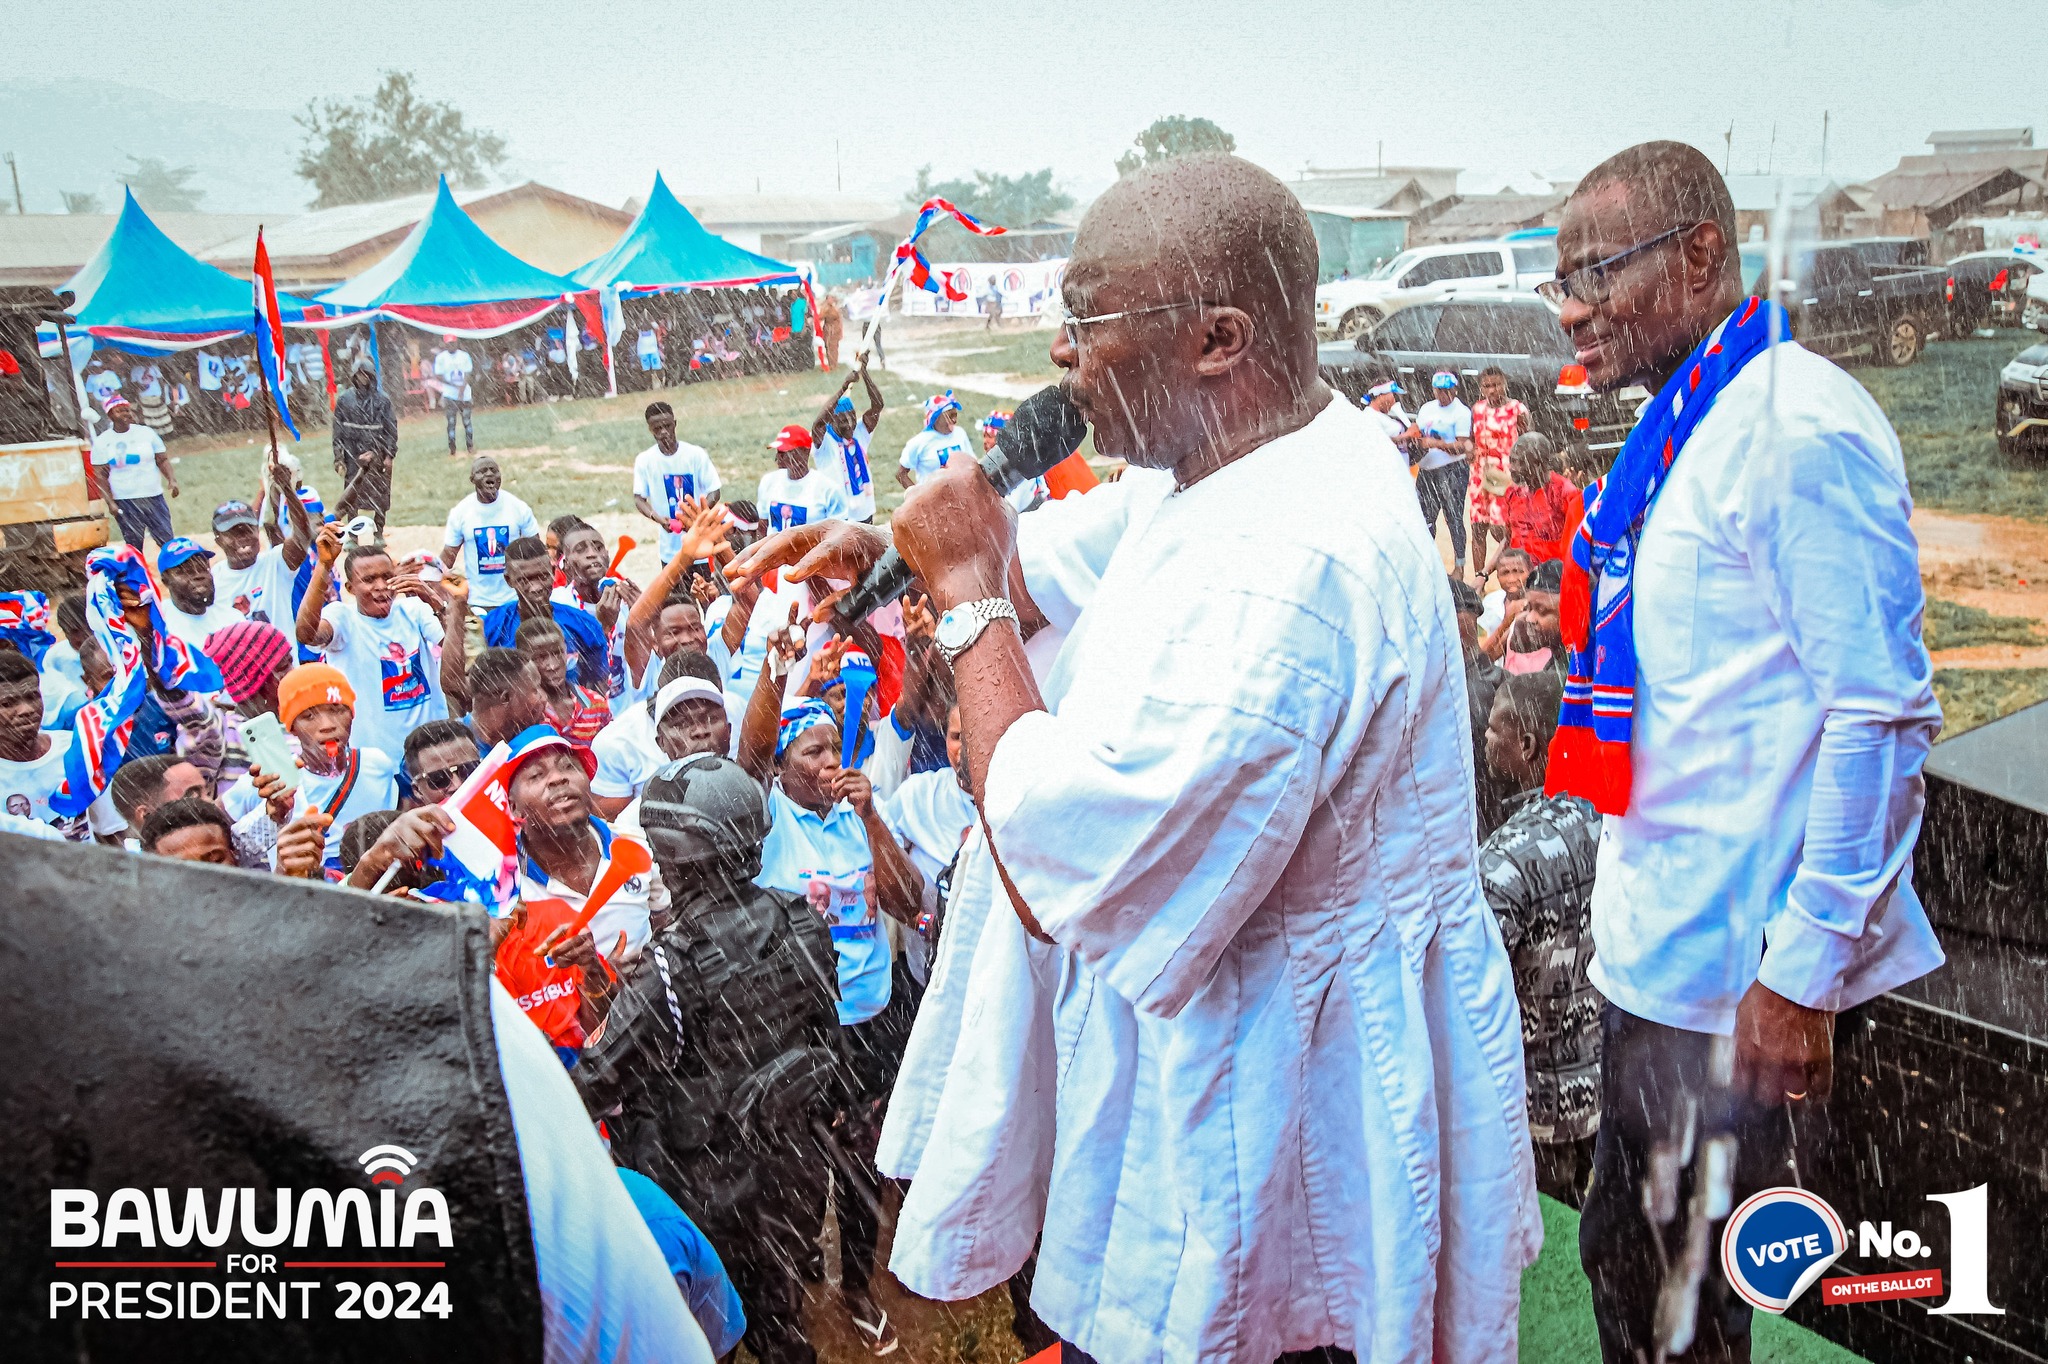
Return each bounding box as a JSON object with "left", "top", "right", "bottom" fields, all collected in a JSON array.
[{"left": 934, "top": 597, "right": 1020, "bottom": 665}]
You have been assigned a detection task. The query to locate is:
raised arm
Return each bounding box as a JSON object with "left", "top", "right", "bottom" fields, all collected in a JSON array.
[
  {"left": 623, "top": 502, "right": 729, "bottom": 686},
  {"left": 810, "top": 369, "right": 860, "bottom": 445},
  {"left": 296, "top": 524, "right": 342, "bottom": 650},
  {"left": 857, "top": 364, "right": 884, "bottom": 431},
  {"left": 736, "top": 607, "right": 804, "bottom": 783},
  {"left": 438, "top": 574, "right": 471, "bottom": 713}
]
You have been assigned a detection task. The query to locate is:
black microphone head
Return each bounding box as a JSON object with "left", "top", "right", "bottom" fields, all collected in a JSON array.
[{"left": 990, "top": 384, "right": 1089, "bottom": 482}]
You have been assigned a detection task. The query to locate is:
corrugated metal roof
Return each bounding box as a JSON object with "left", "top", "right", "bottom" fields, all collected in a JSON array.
[
  {"left": 1864, "top": 165, "right": 2024, "bottom": 210},
  {"left": 0, "top": 211, "right": 272, "bottom": 275},
  {"left": 200, "top": 182, "right": 630, "bottom": 269}
]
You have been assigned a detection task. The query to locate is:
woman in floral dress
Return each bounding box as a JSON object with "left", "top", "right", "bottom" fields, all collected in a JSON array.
[{"left": 1466, "top": 365, "right": 1530, "bottom": 581}]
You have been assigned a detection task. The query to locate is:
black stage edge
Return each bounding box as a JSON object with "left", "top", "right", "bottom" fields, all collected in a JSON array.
[
  {"left": 1781, "top": 702, "right": 2048, "bottom": 1363},
  {"left": 0, "top": 835, "right": 545, "bottom": 1364}
]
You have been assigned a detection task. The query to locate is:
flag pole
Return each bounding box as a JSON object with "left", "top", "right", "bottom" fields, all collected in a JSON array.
[{"left": 256, "top": 226, "right": 282, "bottom": 517}]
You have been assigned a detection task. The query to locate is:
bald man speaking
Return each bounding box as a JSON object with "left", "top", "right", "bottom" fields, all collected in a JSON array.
[{"left": 736, "top": 155, "right": 1540, "bottom": 1362}]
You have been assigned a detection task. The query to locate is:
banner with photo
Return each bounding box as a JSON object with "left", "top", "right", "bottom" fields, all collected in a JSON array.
[{"left": 897, "top": 259, "right": 1067, "bottom": 319}]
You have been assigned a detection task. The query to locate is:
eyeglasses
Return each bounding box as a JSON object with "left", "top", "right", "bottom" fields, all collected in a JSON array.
[
  {"left": 1055, "top": 298, "right": 1212, "bottom": 347},
  {"left": 1535, "top": 223, "right": 1702, "bottom": 309},
  {"left": 412, "top": 759, "right": 479, "bottom": 793}
]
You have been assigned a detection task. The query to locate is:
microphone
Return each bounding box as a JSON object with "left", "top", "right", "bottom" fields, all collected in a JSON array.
[{"left": 831, "top": 384, "right": 1088, "bottom": 630}]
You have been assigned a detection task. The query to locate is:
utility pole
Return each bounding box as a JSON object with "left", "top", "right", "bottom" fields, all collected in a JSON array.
[
  {"left": 1767, "top": 122, "right": 1777, "bottom": 176},
  {"left": 835, "top": 139, "right": 842, "bottom": 192},
  {"left": 1376, "top": 139, "right": 1383, "bottom": 179},
  {"left": 3, "top": 153, "right": 22, "bottom": 215},
  {"left": 1821, "top": 110, "right": 1830, "bottom": 177},
  {"left": 1723, "top": 122, "right": 1734, "bottom": 176}
]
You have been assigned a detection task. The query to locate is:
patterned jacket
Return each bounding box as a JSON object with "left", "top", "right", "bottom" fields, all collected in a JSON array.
[{"left": 1480, "top": 787, "right": 1602, "bottom": 1143}]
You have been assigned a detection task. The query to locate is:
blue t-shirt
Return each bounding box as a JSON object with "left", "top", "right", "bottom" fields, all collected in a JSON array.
[
  {"left": 616, "top": 1169, "right": 746, "bottom": 1358},
  {"left": 483, "top": 599, "right": 611, "bottom": 691},
  {"left": 755, "top": 784, "right": 889, "bottom": 1024}
]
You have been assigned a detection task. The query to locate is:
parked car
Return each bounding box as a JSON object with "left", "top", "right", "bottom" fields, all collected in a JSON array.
[
  {"left": 1760, "top": 239, "right": 1949, "bottom": 366},
  {"left": 1999, "top": 342, "right": 2048, "bottom": 457},
  {"left": 2026, "top": 263, "right": 2048, "bottom": 331},
  {"left": 1944, "top": 250, "right": 2043, "bottom": 334},
  {"left": 1314, "top": 240, "right": 1553, "bottom": 340},
  {"left": 1317, "top": 294, "right": 1644, "bottom": 468}
]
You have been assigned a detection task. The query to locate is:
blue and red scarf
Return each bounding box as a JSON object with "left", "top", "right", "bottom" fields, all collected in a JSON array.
[
  {"left": 1545, "top": 296, "right": 1787, "bottom": 815},
  {"left": 52, "top": 545, "right": 225, "bottom": 817}
]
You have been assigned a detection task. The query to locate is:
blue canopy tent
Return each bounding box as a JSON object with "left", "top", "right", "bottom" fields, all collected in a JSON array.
[
  {"left": 318, "top": 177, "right": 600, "bottom": 344},
  {"left": 572, "top": 174, "right": 818, "bottom": 388},
  {"left": 50, "top": 190, "right": 318, "bottom": 357}
]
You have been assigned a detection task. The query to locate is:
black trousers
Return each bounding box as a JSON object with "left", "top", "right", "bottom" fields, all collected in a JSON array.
[
  {"left": 1579, "top": 1004, "right": 1799, "bottom": 1364},
  {"left": 833, "top": 978, "right": 915, "bottom": 1301},
  {"left": 1416, "top": 459, "right": 1469, "bottom": 563},
  {"left": 444, "top": 398, "right": 473, "bottom": 452}
]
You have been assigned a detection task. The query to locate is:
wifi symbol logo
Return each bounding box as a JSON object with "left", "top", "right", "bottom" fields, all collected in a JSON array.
[{"left": 359, "top": 1145, "right": 420, "bottom": 1187}]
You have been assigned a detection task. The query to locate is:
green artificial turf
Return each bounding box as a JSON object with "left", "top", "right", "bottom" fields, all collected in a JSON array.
[{"left": 1521, "top": 1195, "right": 1868, "bottom": 1362}]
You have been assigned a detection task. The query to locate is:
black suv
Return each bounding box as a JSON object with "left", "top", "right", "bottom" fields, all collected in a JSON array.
[{"left": 1317, "top": 295, "right": 1640, "bottom": 469}]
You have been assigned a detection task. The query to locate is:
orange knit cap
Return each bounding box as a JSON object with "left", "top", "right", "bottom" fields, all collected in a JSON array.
[{"left": 278, "top": 663, "right": 357, "bottom": 730}]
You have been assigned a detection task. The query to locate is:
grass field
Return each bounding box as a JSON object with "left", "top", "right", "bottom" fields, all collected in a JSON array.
[
  {"left": 156, "top": 366, "right": 1016, "bottom": 538},
  {"left": 1519, "top": 1196, "right": 1866, "bottom": 1363},
  {"left": 1859, "top": 335, "right": 2048, "bottom": 519},
  {"left": 1923, "top": 596, "right": 2046, "bottom": 650},
  {"left": 1932, "top": 667, "right": 2048, "bottom": 737},
  {"left": 928, "top": 327, "right": 1064, "bottom": 382}
]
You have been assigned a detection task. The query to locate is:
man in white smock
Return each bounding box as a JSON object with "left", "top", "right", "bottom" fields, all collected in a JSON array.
[{"left": 732, "top": 153, "right": 1539, "bottom": 1364}]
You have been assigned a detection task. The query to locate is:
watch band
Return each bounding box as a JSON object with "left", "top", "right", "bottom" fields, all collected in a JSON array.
[{"left": 938, "top": 597, "right": 1021, "bottom": 665}]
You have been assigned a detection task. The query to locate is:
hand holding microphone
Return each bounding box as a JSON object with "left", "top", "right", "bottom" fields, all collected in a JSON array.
[{"left": 722, "top": 383, "right": 1087, "bottom": 628}]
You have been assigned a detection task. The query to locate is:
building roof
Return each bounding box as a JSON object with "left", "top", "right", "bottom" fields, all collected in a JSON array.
[
  {"left": 202, "top": 182, "right": 629, "bottom": 274},
  {"left": 1863, "top": 165, "right": 2033, "bottom": 212},
  {"left": 317, "top": 178, "right": 584, "bottom": 311},
  {"left": 1722, "top": 175, "right": 1850, "bottom": 213},
  {"left": 1928, "top": 128, "right": 2033, "bottom": 150},
  {"left": 1408, "top": 192, "right": 1568, "bottom": 244},
  {"left": 676, "top": 192, "right": 900, "bottom": 230},
  {"left": 1284, "top": 174, "right": 1432, "bottom": 212},
  {"left": 0, "top": 211, "right": 273, "bottom": 286}
]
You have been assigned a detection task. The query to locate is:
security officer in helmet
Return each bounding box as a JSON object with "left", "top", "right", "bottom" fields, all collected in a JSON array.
[{"left": 577, "top": 755, "right": 846, "bottom": 1364}]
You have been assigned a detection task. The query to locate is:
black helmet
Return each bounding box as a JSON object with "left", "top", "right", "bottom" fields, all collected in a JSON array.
[{"left": 640, "top": 756, "right": 770, "bottom": 885}]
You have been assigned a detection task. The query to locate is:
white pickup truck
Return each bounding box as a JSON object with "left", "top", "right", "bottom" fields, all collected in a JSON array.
[{"left": 1315, "top": 236, "right": 1558, "bottom": 339}]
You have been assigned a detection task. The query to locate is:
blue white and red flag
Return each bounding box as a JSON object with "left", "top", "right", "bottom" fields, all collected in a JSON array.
[
  {"left": 251, "top": 228, "right": 302, "bottom": 440},
  {"left": 894, "top": 243, "right": 968, "bottom": 301},
  {"left": 909, "top": 197, "right": 1007, "bottom": 242},
  {"left": 52, "top": 546, "right": 224, "bottom": 817}
]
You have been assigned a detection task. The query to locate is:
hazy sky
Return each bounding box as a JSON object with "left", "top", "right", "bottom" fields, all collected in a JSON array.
[{"left": 4, "top": 0, "right": 2037, "bottom": 214}]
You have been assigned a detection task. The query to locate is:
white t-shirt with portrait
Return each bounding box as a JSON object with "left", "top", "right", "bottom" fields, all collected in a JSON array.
[
  {"left": 433, "top": 349, "right": 475, "bottom": 402},
  {"left": 899, "top": 428, "right": 974, "bottom": 485},
  {"left": 316, "top": 596, "right": 448, "bottom": 762},
  {"left": 756, "top": 469, "right": 849, "bottom": 536},
  {"left": 214, "top": 545, "right": 304, "bottom": 629},
  {"left": 91, "top": 425, "right": 167, "bottom": 500},
  {"left": 443, "top": 492, "right": 540, "bottom": 610},
  {"left": 632, "top": 442, "right": 722, "bottom": 564},
  {"left": 0, "top": 731, "right": 125, "bottom": 841},
  {"left": 1414, "top": 397, "right": 1472, "bottom": 473},
  {"left": 817, "top": 423, "right": 877, "bottom": 521}
]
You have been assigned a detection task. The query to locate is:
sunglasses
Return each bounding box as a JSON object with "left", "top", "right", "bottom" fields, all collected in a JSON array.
[
  {"left": 1053, "top": 298, "right": 1215, "bottom": 348},
  {"left": 412, "top": 759, "right": 480, "bottom": 793}
]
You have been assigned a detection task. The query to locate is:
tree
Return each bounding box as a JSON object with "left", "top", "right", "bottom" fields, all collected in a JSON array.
[
  {"left": 904, "top": 166, "right": 1073, "bottom": 228},
  {"left": 117, "top": 156, "right": 204, "bottom": 211},
  {"left": 62, "top": 191, "right": 104, "bottom": 215},
  {"left": 1114, "top": 116, "right": 1236, "bottom": 177},
  {"left": 294, "top": 71, "right": 508, "bottom": 209}
]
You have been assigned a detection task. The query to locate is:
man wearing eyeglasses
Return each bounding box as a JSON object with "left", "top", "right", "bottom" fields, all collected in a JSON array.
[
  {"left": 1543, "top": 141, "right": 1942, "bottom": 1364},
  {"left": 730, "top": 152, "right": 1539, "bottom": 1364}
]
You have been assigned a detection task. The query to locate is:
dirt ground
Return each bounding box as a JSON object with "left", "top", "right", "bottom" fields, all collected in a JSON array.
[{"left": 1912, "top": 507, "right": 2048, "bottom": 668}]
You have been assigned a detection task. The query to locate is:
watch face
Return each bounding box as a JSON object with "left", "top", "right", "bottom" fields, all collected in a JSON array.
[{"left": 935, "top": 607, "right": 974, "bottom": 651}]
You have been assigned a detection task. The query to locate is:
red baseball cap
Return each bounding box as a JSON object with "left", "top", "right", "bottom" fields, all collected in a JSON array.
[{"left": 768, "top": 423, "right": 813, "bottom": 453}]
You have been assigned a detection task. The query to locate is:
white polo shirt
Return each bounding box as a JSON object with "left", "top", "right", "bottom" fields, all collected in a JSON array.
[{"left": 516, "top": 814, "right": 659, "bottom": 960}]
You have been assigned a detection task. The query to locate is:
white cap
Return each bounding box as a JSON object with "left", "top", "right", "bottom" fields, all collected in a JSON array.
[{"left": 653, "top": 677, "right": 726, "bottom": 725}]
